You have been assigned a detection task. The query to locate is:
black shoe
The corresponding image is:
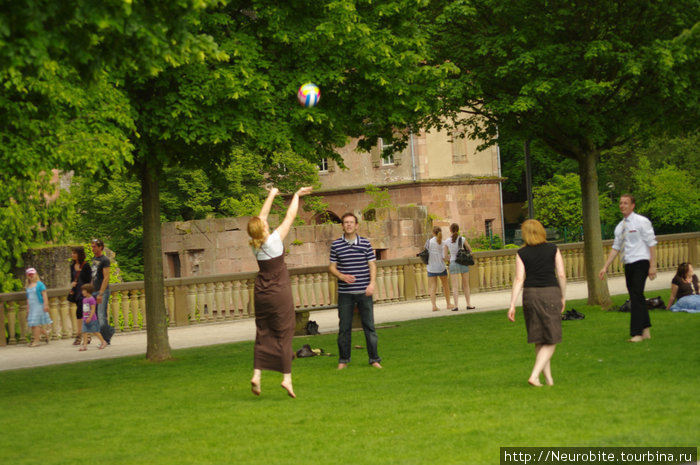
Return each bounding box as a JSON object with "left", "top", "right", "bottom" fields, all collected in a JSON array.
[{"left": 451, "top": 307, "right": 459, "bottom": 312}]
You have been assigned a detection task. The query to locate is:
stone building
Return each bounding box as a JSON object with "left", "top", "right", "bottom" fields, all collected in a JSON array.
[
  {"left": 306, "top": 127, "right": 504, "bottom": 239},
  {"left": 160, "top": 126, "right": 504, "bottom": 278}
]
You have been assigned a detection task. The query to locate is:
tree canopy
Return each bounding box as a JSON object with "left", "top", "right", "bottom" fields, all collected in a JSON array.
[{"left": 428, "top": 0, "right": 700, "bottom": 306}]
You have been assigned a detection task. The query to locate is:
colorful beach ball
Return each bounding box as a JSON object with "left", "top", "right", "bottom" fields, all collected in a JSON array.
[{"left": 297, "top": 82, "right": 321, "bottom": 107}]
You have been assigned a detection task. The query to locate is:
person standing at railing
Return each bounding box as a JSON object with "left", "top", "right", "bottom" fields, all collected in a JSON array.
[
  {"left": 599, "top": 194, "right": 657, "bottom": 342},
  {"left": 329, "top": 212, "right": 382, "bottom": 370},
  {"left": 508, "top": 220, "right": 567, "bottom": 387},
  {"left": 25, "top": 268, "right": 52, "bottom": 347},
  {"left": 69, "top": 246, "right": 92, "bottom": 345},
  {"left": 444, "top": 223, "right": 474, "bottom": 311},
  {"left": 247, "top": 185, "right": 313, "bottom": 398},
  {"left": 426, "top": 226, "right": 452, "bottom": 312},
  {"left": 91, "top": 239, "right": 115, "bottom": 345}
]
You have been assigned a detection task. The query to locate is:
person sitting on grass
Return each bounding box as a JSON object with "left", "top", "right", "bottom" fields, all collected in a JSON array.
[
  {"left": 667, "top": 262, "right": 700, "bottom": 312},
  {"left": 79, "top": 284, "right": 108, "bottom": 351}
]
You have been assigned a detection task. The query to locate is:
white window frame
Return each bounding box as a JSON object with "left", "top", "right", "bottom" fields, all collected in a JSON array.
[
  {"left": 318, "top": 157, "right": 329, "bottom": 173},
  {"left": 379, "top": 138, "right": 395, "bottom": 166}
]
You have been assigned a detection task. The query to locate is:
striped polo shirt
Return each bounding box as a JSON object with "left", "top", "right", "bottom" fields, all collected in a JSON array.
[{"left": 330, "top": 234, "right": 376, "bottom": 294}]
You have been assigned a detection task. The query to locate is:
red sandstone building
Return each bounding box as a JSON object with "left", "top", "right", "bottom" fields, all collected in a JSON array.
[
  {"left": 160, "top": 127, "right": 504, "bottom": 277},
  {"left": 306, "top": 128, "right": 505, "bottom": 242}
]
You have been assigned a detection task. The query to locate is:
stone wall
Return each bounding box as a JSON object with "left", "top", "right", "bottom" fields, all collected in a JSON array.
[
  {"left": 17, "top": 246, "right": 120, "bottom": 289},
  {"left": 17, "top": 246, "right": 74, "bottom": 288},
  {"left": 160, "top": 205, "right": 431, "bottom": 278},
  {"left": 299, "top": 178, "right": 504, "bottom": 238}
]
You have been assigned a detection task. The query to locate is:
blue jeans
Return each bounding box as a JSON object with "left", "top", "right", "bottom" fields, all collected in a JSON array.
[
  {"left": 337, "top": 293, "right": 381, "bottom": 365},
  {"left": 93, "top": 289, "right": 116, "bottom": 343}
]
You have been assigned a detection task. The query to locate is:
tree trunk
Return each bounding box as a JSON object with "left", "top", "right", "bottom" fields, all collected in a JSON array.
[
  {"left": 578, "top": 150, "right": 613, "bottom": 308},
  {"left": 141, "top": 162, "right": 172, "bottom": 361}
]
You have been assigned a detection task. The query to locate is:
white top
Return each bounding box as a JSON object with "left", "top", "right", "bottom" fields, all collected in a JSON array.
[
  {"left": 253, "top": 230, "right": 284, "bottom": 260},
  {"left": 427, "top": 237, "right": 447, "bottom": 274},
  {"left": 443, "top": 236, "right": 465, "bottom": 263},
  {"left": 612, "top": 211, "right": 657, "bottom": 264}
]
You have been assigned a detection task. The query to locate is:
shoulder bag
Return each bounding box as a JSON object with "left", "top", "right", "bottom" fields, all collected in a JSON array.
[
  {"left": 417, "top": 239, "right": 430, "bottom": 264},
  {"left": 455, "top": 237, "right": 475, "bottom": 266}
]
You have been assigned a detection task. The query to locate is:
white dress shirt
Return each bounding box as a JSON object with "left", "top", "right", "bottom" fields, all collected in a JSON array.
[{"left": 612, "top": 212, "right": 657, "bottom": 264}]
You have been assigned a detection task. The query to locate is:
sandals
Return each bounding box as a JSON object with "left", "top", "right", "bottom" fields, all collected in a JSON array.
[
  {"left": 28, "top": 342, "right": 41, "bottom": 348},
  {"left": 79, "top": 346, "right": 87, "bottom": 351},
  {"left": 72, "top": 336, "right": 82, "bottom": 346}
]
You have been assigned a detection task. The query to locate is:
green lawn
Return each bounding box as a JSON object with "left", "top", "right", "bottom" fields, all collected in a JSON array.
[{"left": 1, "top": 292, "right": 698, "bottom": 465}]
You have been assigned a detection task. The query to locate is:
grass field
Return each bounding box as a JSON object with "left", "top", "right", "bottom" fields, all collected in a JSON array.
[{"left": 1, "top": 292, "right": 698, "bottom": 465}]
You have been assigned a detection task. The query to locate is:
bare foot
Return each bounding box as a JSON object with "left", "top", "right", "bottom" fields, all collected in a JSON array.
[
  {"left": 545, "top": 379, "right": 554, "bottom": 386},
  {"left": 642, "top": 328, "right": 651, "bottom": 340},
  {"left": 628, "top": 335, "right": 644, "bottom": 342},
  {"left": 337, "top": 363, "right": 348, "bottom": 370},
  {"left": 280, "top": 382, "right": 296, "bottom": 398},
  {"left": 528, "top": 378, "right": 543, "bottom": 387},
  {"left": 250, "top": 379, "right": 261, "bottom": 396},
  {"left": 370, "top": 362, "right": 383, "bottom": 369},
  {"left": 432, "top": 308, "right": 440, "bottom": 312}
]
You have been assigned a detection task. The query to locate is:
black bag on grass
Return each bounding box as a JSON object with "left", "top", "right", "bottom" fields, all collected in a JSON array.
[{"left": 305, "top": 320, "right": 320, "bottom": 335}]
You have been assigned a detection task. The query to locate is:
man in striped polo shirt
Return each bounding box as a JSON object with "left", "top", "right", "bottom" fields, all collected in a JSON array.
[{"left": 329, "top": 213, "right": 383, "bottom": 370}]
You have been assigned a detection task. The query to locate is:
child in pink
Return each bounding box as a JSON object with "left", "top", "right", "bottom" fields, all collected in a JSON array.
[{"left": 79, "top": 284, "right": 107, "bottom": 351}]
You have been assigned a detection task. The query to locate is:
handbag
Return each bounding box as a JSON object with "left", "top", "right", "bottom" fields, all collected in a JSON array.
[
  {"left": 455, "top": 237, "right": 475, "bottom": 266},
  {"left": 67, "top": 286, "right": 78, "bottom": 303},
  {"left": 416, "top": 240, "right": 430, "bottom": 264}
]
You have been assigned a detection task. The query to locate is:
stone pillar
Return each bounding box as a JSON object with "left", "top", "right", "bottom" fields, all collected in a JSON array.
[
  {"left": 173, "top": 285, "right": 190, "bottom": 327},
  {"left": 688, "top": 236, "right": 699, "bottom": 267},
  {"left": 402, "top": 264, "right": 417, "bottom": 301}
]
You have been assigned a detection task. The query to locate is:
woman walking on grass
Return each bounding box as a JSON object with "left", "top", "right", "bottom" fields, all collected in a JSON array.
[
  {"left": 507, "top": 220, "right": 566, "bottom": 387},
  {"left": 247, "top": 185, "right": 312, "bottom": 398}
]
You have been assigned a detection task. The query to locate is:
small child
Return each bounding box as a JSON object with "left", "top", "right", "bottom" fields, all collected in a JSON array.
[
  {"left": 79, "top": 283, "right": 107, "bottom": 351},
  {"left": 25, "top": 268, "right": 52, "bottom": 347}
]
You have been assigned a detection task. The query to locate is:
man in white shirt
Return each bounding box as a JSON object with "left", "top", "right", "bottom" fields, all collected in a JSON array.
[{"left": 599, "top": 194, "right": 657, "bottom": 342}]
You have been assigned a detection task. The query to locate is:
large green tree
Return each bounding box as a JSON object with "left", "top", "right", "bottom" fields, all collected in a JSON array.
[
  {"left": 67, "top": 151, "right": 321, "bottom": 281},
  {"left": 114, "top": 1, "right": 449, "bottom": 360},
  {"left": 0, "top": 1, "right": 222, "bottom": 289},
  {"left": 429, "top": 0, "right": 700, "bottom": 307}
]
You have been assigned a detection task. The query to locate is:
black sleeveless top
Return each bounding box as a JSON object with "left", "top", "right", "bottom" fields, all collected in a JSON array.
[{"left": 517, "top": 242, "right": 559, "bottom": 288}]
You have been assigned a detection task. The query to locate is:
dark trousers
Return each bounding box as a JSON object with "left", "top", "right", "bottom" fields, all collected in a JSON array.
[
  {"left": 624, "top": 260, "right": 651, "bottom": 337},
  {"left": 337, "top": 293, "right": 381, "bottom": 364}
]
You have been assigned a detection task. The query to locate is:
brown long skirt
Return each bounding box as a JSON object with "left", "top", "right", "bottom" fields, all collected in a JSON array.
[
  {"left": 522, "top": 286, "right": 562, "bottom": 344},
  {"left": 253, "top": 254, "right": 295, "bottom": 373}
]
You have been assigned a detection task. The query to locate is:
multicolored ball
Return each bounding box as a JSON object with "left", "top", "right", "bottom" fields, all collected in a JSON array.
[{"left": 297, "top": 82, "right": 321, "bottom": 107}]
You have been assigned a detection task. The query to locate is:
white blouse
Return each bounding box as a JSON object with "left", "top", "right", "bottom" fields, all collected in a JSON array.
[{"left": 253, "top": 230, "right": 284, "bottom": 260}]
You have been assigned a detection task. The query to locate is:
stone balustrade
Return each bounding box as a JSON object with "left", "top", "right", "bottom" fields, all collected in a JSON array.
[{"left": 2, "top": 232, "right": 698, "bottom": 346}]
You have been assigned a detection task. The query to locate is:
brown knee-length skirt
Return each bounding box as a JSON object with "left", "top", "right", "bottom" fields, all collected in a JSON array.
[
  {"left": 522, "top": 286, "right": 562, "bottom": 344},
  {"left": 253, "top": 254, "right": 295, "bottom": 373}
]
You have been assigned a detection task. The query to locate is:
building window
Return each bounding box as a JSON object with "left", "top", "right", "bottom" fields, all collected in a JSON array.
[
  {"left": 165, "top": 253, "right": 181, "bottom": 278},
  {"left": 318, "top": 158, "right": 329, "bottom": 173},
  {"left": 450, "top": 131, "right": 467, "bottom": 162},
  {"left": 379, "top": 138, "right": 395, "bottom": 166},
  {"left": 485, "top": 219, "right": 494, "bottom": 238}
]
